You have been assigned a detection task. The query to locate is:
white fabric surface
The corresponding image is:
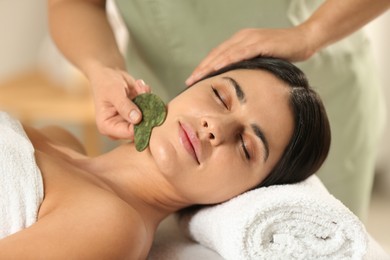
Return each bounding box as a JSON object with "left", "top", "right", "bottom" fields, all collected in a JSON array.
[
  {"left": 0, "top": 112, "right": 44, "bottom": 238},
  {"left": 148, "top": 215, "right": 223, "bottom": 260},
  {"left": 149, "top": 175, "right": 389, "bottom": 260}
]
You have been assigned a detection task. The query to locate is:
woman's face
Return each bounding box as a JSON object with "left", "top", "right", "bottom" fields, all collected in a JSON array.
[{"left": 149, "top": 69, "right": 294, "bottom": 204}]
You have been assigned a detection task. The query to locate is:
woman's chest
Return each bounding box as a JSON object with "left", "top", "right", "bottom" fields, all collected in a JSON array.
[{"left": 34, "top": 149, "right": 106, "bottom": 218}]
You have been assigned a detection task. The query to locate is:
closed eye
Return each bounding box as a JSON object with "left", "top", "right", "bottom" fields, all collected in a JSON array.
[
  {"left": 212, "top": 86, "right": 228, "bottom": 109},
  {"left": 240, "top": 134, "right": 251, "bottom": 160}
]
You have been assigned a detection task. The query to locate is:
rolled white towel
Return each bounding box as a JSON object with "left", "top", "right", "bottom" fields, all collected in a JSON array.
[
  {"left": 183, "top": 175, "right": 369, "bottom": 260},
  {"left": 0, "top": 112, "right": 44, "bottom": 238}
]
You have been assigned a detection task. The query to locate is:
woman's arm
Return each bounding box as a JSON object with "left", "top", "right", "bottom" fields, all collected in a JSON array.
[
  {"left": 0, "top": 187, "right": 148, "bottom": 259},
  {"left": 48, "top": 0, "right": 150, "bottom": 139},
  {"left": 186, "top": 0, "right": 390, "bottom": 85}
]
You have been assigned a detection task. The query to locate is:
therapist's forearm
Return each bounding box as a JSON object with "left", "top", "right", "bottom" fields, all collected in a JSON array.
[
  {"left": 48, "top": 0, "right": 126, "bottom": 78},
  {"left": 299, "top": 0, "right": 390, "bottom": 53}
]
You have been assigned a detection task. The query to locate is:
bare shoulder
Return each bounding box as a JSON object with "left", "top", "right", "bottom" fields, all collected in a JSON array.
[
  {"left": 0, "top": 194, "right": 150, "bottom": 259},
  {"left": 23, "top": 124, "right": 87, "bottom": 155},
  {"left": 40, "top": 125, "right": 86, "bottom": 154}
]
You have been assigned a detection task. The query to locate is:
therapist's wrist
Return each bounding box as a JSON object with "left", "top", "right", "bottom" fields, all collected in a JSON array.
[
  {"left": 295, "top": 21, "right": 325, "bottom": 60},
  {"left": 83, "top": 58, "right": 126, "bottom": 81}
]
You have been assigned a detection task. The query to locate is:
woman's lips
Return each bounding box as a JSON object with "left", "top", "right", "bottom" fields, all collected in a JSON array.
[{"left": 179, "top": 122, "right": 201, "bottom": 164}]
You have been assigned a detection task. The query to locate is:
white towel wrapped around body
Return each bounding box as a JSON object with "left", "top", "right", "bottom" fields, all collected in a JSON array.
[
  {"left": 184, "top": 175, "right": 369, "bottom": 260},
  {"left": 0, "top": 112, "right": 44, "bottom": 238}
]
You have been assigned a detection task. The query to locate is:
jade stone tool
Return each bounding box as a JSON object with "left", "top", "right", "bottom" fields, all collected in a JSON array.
[{"left": 132, "top": 93, "right": 167, "bottom": 151}]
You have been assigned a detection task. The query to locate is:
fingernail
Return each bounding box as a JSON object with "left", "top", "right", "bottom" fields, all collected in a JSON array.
[
  {"left": 129, "top": 110, "right": 140, "bottom": 123},
  {"left": 139, "top": 79, "right": 146, "bottom": 86},
  {"left": 185, "top": 76, "right": 193, "bottom": 85}
]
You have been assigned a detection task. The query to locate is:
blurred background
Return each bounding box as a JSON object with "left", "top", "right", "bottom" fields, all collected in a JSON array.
[{"left": 0, "top": 0, "right": 389, "bottom": 253}]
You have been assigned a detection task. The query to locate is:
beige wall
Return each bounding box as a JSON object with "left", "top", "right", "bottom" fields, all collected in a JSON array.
[{"left": 0, "top": 0, "right": 48, "bottom": 80}]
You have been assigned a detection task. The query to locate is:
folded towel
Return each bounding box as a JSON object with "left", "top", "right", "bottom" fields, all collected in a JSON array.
[
  {"left": 0, "top": 112, "right": 44, "bottom": 239},
  {"left": 181, "top": 175, "right": 370, "bottom": 260}
]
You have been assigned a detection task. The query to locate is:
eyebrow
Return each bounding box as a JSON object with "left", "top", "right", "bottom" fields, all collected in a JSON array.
[
  {"left": 222, "top": 77, "right": 245, "bottom": 103},
  {"left": 222, "top": 76, "right": 270, "bottom": 161}
]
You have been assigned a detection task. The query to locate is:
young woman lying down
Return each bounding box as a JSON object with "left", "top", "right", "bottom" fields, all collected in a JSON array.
[{"left": 0, "top": 57, "right": 330, "bottom": 259}]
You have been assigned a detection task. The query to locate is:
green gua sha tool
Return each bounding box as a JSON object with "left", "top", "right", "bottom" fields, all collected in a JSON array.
[{"left": 132, "top": 93, "right": 167, "bottom": 152}]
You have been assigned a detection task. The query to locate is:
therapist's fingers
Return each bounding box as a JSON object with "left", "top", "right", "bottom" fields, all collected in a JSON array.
[
  {"left": 101, "top": 115, "right": 135, "bottom": 140},
  {"left": 186, "top": 31, "right": 247, "bottom": 85},
  {"left": 108, "top": 79, "right": 150, "bottom": 139},
  {"left": 97, "top": 78, "right": 152, "bottom": 140},
  {"left": 209, "top": 41, "right": 262, "bottom": 70},
  {"left": 135, "top": 79, "right": 152, "bottom": 94},
  {"left": 186, "top": 29, "right": 257, "bottom": 85},
  {"left": 122, "top": 73, "right": 151, "bottom": 95},
  {"left": 90, "top": 67, "right": 146, "bottom": 139},
  {"left": 94, "top": 86, "right": 139, "bottom": 140},
  {"left": 186, "top": 27, "right": 314, "bottom": 86},
  {"left": 116, "top": 76, "right": 154, "bottom": 127},
  {"left": 195, "top": 31, "right": 245, "bottom": 73},
  {"left": 101, "top": 78, "right": 151, "bottom": 140},
  {"left": 200, "top": 41, "right": 260, "bottom": 76},
  {"left": 95, "top": 99, "right": 135, "bottom": 140}
]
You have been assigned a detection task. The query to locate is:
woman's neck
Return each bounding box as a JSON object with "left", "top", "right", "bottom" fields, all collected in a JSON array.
[{"left": 83, "top": 143, "right": 190, "bottom": 225}]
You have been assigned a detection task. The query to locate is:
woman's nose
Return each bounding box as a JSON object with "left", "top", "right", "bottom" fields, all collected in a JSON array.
[{"left": 201, "top": 117, "right": 236, "bottom": 146}]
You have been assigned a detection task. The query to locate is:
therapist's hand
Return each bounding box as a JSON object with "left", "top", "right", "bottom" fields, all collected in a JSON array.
[
  {"left": 88, "top": 66, "right": 151, "bottom": 140},
  {"left": 186, "top": 27, "right": 315, "bottom": 86}
]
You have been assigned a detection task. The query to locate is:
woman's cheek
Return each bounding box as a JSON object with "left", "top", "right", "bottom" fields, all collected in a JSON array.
[{"left": 149, "top": 130, "right": 178, "bottom": 177}]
